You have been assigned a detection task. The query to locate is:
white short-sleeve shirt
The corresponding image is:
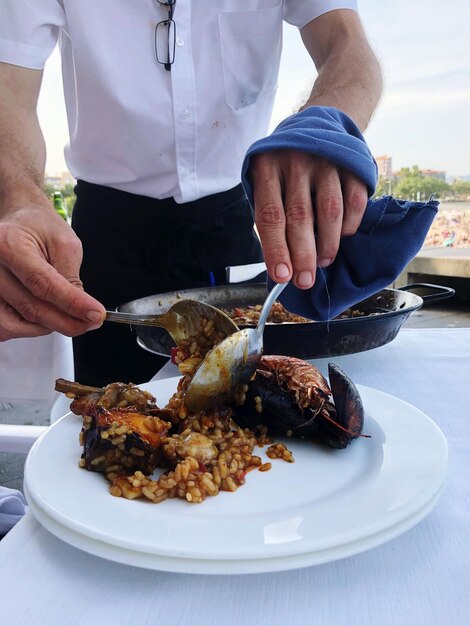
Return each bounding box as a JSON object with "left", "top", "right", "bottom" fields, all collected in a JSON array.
[{"left": 0, "top": 0, "right": 357, "bottom": 202}]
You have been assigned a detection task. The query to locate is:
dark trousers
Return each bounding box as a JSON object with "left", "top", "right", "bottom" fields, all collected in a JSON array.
[{"left": 71, "top": 181, "right": 263, "bottom": 387}]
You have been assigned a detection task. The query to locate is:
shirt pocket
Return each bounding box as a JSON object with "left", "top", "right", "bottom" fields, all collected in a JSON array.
[{"left": 217, "top": 3, "right": 283, "bottom": 112}]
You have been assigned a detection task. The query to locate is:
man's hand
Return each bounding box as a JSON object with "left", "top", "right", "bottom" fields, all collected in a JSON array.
[
  {"left": 251, "top": 150, "right": 368, "bottom": 288},
  {"left": 0, "top": 199, "right": 106, "bottom": 341},
  {"left": 250, "top": 9, "right": 381, "bottom": 289},
  {"left": 0, "top": 62, "right": 106, "bottom": 341}
]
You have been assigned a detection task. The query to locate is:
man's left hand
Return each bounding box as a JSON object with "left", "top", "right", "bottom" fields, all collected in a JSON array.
[{"left": 250, "top": 149, "right": 368, "bottom": 289}]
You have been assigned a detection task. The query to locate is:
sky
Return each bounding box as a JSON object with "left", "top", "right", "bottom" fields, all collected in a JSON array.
[{"left": 38, "top": 0, "right": 470, "bottom": 178}]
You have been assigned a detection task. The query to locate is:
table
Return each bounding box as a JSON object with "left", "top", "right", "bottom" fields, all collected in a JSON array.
[{"left": 0, "top": 328, "right": 468, "bottom": 626}]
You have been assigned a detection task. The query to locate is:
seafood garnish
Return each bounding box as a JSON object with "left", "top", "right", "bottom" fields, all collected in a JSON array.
[{"left": 230, "top": 356, "right": 366, "bottom": 449}]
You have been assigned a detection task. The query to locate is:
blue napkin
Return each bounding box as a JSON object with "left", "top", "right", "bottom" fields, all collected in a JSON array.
[{"left": 241, "top": 106, "right": 438, "bottom": 320}]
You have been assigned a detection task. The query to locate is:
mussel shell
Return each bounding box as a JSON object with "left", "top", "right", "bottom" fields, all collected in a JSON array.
[{"left": 328, "top": 363, "right": 364, "bottom": 437}]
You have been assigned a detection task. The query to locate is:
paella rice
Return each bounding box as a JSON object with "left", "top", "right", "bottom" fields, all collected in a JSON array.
[{"left": 57, "top": 311, "right": 365, "bottom": 506}]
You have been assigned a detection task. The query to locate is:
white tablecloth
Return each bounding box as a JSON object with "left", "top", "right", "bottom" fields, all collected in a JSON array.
[{"left": 0, "top": 329, "right": 469, "bottom": 626}]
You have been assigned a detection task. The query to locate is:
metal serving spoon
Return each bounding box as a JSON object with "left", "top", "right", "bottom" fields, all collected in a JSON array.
[
  {"left": 185, "top": 281, "right": 289, "bottom": 412},
  {"left": 105, "top": 299, "right": 238, "bottom": 345}
]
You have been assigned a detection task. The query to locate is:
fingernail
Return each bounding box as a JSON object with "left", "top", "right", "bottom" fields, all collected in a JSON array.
[
  {"left": 297, "top": 271, "right": 313, "bottom": 287},
  {"left": 318, "top": 258, "right": 332, "bottom": 268},
  {"left": 88, "top": 323, "right": 103, "bottom": 331},
  {"left": 86, "top": 310, "right": 104, "bottom": 323},
  {"left": 275, "top": 263, "right": 290, "bottom": 279},
  {"left": 274, "top": 263, "right": 290, "bottom": 278}
]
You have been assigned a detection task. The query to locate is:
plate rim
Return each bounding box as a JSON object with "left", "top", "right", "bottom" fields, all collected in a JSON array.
[
  {"left": 24, "top": 381, "right": 448, "bottom": 561},
  {"left": 25, "top": 481, "right": 444, "bottom": 575}
]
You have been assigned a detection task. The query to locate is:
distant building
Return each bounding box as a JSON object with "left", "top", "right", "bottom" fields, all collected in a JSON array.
[
  {"left": 45, "top": 175, "right": 61, "bottom": 188},
  {"left": 45, "top": 171, "right": 76, "bottom": 188},
  {"left": 375, "top": 155, "right": 393, "bottom": 180},
  {"left": 421, "top": 169, "right": 446, "bottom": 182}
]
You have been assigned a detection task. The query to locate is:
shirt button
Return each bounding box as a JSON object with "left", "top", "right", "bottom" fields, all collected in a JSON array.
[
  {"left": 176, "top": 36, "right": 184, "bottom": 46},
  {"left": 180, "top": 109, "right": 190, "bottom": 119}
]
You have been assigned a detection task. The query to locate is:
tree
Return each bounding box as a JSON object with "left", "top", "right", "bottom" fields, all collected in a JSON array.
[
  {"left": 393, "top": 166, "right": 450, "bottom": 200},
  {"left": 43, "top": 182, "right": 56, "bottom": 200},
  {"left": 376, "top": 176, "right": 395, "bottom": 197},
  {"left": 451, "top": 180, "right": 470, "bottom": 199},
  {"left": 60, "top": 183, "right": 77, "bottom": 214}
]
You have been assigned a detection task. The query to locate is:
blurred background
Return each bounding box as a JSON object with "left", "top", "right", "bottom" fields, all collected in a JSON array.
[{"left": 42, "top": 1, "right": 470, "bottom": 248}]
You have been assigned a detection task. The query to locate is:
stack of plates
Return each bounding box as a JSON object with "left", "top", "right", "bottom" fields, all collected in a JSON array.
[{"left": 24, "top": 379, "right": 448, "bottom": 575}]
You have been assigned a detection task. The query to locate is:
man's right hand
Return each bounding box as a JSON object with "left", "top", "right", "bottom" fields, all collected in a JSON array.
[
  {"left": 0, "top": 196, "right": 106, "bottom": 341},
  {"left": 0, "top": 62, "right": 105, "bottom": 341}
]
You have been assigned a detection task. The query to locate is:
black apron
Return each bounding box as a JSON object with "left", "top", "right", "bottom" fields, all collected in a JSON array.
[{"left": 71, "top": 181, "right": 263, "bottom": 386}]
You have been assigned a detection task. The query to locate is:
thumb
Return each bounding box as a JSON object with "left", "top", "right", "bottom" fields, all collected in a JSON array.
[
  {"left": 49, "top": 231, "right": 86, "bottom": 290},
  {"left": 44, "top": 231, "right": 105, "bottom": 321}
]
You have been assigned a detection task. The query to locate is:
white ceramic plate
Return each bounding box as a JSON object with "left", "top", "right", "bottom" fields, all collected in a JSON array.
[
  {"left": 24, "top": 481, "right": 443, "bottom": 575},
  {"left": 24, "top": 379, "right": 448, "bottom": 565}
]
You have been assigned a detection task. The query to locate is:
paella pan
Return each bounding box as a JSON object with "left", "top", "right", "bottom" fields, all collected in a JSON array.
[{"left": 117, "top": 282, "right": 454, "bottom": 360}]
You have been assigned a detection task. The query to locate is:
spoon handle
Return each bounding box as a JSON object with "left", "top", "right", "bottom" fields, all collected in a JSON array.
[
  {"left": 256, "top": 282, "right": 289, "bottom": 334},
  {"left": 105, "top": 310, "right": 168, "bottom": 328}
]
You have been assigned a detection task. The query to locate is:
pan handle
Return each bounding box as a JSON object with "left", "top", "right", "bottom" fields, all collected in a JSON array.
[{"left": 398, "top": 283, "right": 455, "bottom": 304}]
